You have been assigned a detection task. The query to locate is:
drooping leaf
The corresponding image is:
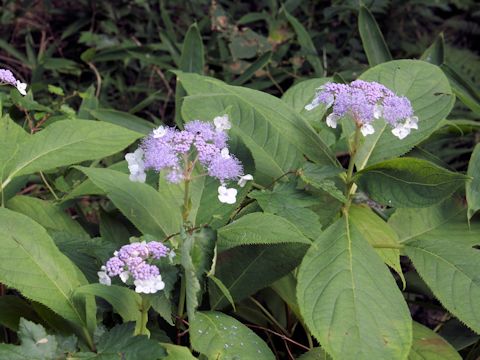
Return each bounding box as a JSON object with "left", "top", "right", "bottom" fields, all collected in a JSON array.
[
  {"left": 210, "top": 243, "right": 308, "bottom": 309},
  {"left": 354, "top": 158, "right": 468, "bottom": 208},
  {"left": 190, "top": 311, "right": 275, "bottom": 359},
  {"left": 180, "top": 231, "right": 201, "bottom": 321},
  {"left": 78, "top": 167, "right": 182, "bottom": 238},
  {"left": 217, "top": 212, "right": 311, "bottom": 252},
  {"left": 0, "top": 208, "right": 93, "bottom": 336},
  {"left": 467, "top": 144, "right": 480, "bottom": 220},
  {"left": 2, "top": 120, "right": 141, "bottom": 187},
  {"left": 284, "top": 9, "right": 323, "bottom": 76},
  {"left": 349, "top": 205, "right": 405, "bottom": 287},
  {"left": 408, "top": 321, "right": 461, "bottom": 360},
  {"left": 441, "top": 63, "right": 480, "bottom": 114},
  {"left": 420, "top": 33, "right": 445, "bottom": 65},
  {"left": 7, "top": 196, "right": 86, "bottom": 236},
  {"left": 404, "top": 237, "right": 480, "bottom": 333},
  {"left": 231, "top": 51, "right": 272, "bottom": 85},
  {"left": 177, "top": 72, "right": 339, "bottom": 183},
  {"left": 297, "top": 217, "right": 412, "bottom": 360},
  {"left": 358, "top": 5, "right": 392, "bottom": 66},
  {"left": 356, "top": 60, "right": 454, "bottom": 169},
  {"left": 74, "top": 284, "right": 142, "bottom": 323}
]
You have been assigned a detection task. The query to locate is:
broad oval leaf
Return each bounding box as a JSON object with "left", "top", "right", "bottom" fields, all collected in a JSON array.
[
  {"left": 77, "top": 167, "right": 182, "bottom": 238},
  {"left": 190, "top": 311, "right": 275, "bottom": 359},
  {"left": 404, "top": 237, "right": 480, "bottom": 333},
  {"left": 358, "top": 5, "right": 392, "bottom": 66},
  {"left": 354, "top": 158, "right": 468, "bottom": 208},
  {"left": 74, "top": 284, "right": 142, "bottom": 323},
  {"left": 0, "top": 208, "right": 93, "bottom": 333},
  {"left": 356, "top": 60, "right": 454, "bottom": 168},
  {"left": 217, "top": 212, "right": 311, "bottom": 252},
  {"left": 297, "top": 217, "right": 412, "bottom": 360},
  {"left": 3, "top": 120, "right": 141, "bottom": 185},
  {"left": 408, "top": 321, "right": 461, "bottom": 360}
]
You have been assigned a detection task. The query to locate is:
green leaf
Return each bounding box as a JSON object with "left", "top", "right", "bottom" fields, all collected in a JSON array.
[
  {"left": 2, "top": 120, "right": 141, "bottom": 188},
  {"left": 297, "top": 217, "right": 412, "bottom": 360},
  {"left": 208, "top": 274, "right": 236, "bottom": 311},
  {"left": 467, "top": 144, "right": 480, "bottom": 220},
  {"left": 77, "top": 167, "right": 182, "bottom": 238},
  {"left": 217, "top": 212, "right": 311, "bottom": 252},
  {"left": 177, "top": 72, "right": 338, "bottom": 183},
  {"left": 75, "top": 323, "right": 166, "bottom": 359},
  {"left": 89, "top": 109, "right": 155, "bottom": 135},
  {"left": 162, "top": 343, "right": 197, "bottom": 359},
  {"left": 17, "top": 318, "right": 58, "bottom": 360},
  {"left": 0, "top": 116, "right": 29, "bottom": 184},
  {"left": 210, "top": 243, "right": 308, "bottom": 309},
  {"left": 358, "top": 5, "right": 392, "bottom": 66},
  {"left": 404, "top": 236, "right": 480, "bottom": 333},
  {"left": 0, "top": 296, "right": 41, "bottom": 331},
  {"left": 420, "top": 33, "right": 445, "bottom": 65},
  {"left": 249, "top": 183, "right": 324, "bottom": 239},
  {"left": 389, "top": 200, "right": 480, "bottom": 246},
  {"left": 299, "top": 163, "right": 347, "bottom": 203},
  {"left": 356, "top": 60, "right": 454, "bottom": 168},
  {"left": 179, "top": 23, "right": 204, "bottom": 74},
  {"left": 354, "top": 158, "right": 468, "bottom": 208},
  {"left": 74, "top": 284, "right": 142, "bottom": 323},
  {"left": 349, "top": 205, "right": 405, "bottom": 287},
  {"left": 297, "top": 347, "right": 332, "bottom": 360},
  {"left": 284, "top": 9, "right": 323, "bottom": 76},
  {"left": 7, "top": 196, "right": 86, "bottom": 236},
  {"left": 0, "top": 208, "right": 93, "bottom": 336},
  {"left": 181, "top": 232, "right": 202, "bottom": 322},
  {"left": 441, "top": 63, "right": 480, "bottom": 114},
  {"left": 190, "top": 311, "right": 275, "bottom": 359},
  {"left": 408, "top": 321, "right": 461, "bottom": 360}
]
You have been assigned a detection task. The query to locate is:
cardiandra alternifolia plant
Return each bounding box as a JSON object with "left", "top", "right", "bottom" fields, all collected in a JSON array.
[{"left": 0, "top": 58, "right": 478, "bottom": 360}]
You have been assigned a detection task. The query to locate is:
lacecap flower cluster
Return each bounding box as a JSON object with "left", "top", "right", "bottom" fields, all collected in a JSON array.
[
  {"left": 0, "top": 68, "right": 27, "bottom": 95},
  {"left": 98, "top": 241, "right": 173, "bottom": 294},
  {"left": 125, "top": 115, "right": 253, "bottom": 204},
  {"left": 305, "top": 80, "right": 418, "bottom": 139}
]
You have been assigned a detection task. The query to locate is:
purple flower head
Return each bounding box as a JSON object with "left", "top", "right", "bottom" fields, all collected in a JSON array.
[
  {"left": 207, "top": 150, "right": 243, "bottom": 182},
  {"left": 0, "top": 68, "right": 27, "bottom": 95},
  {"left": 98, "top": 241, "right": 171, "bottom": 294},
  {"left": 185, "top": 120, "right": 216, "bottom": 141},
  {"left": 305, "top": 80, "right": 417, "bottom": 139}
]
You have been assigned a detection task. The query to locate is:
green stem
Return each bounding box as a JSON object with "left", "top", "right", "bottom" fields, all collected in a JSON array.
[
  {"left": 344, "top": 125, "right": 362, "bottom": 212},
  {"left": 182, "top": 178, "right": 190, "bottom": 222},
  {"left": 177, "top": 274, "right": 186, "bottom": 323},
  {"left": 134, "top": 296, "right": 151, "bottom": 336},
  {"left": 249, "top": 296, "right": 289, "bottom": 335},
  {"left": 40, "top": 171, "right": 59, "bottom": 201}
]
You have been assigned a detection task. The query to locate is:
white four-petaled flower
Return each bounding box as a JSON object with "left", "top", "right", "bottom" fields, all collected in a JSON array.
[
  {"left": 218, "top": 185, "right": 237, "bottom": 204},
  {"left": 15, "top": 80, "right": 27, "bottom": 96},
  {"left": 214, "top": 115, "right": 231, "bottom": 131},
  {"left": 125, "top": 148, "right": 146, "bottom": 183},
  {"left": 153, "top": 126, "right": 167, "bottom": 138},
  {"left": 98, "top": 266, "right": 111, "bottom": 286},
  {"left": 134, "top": 275, "right": 165, "bottom": 294},
  {"left": 237, "top": 174, "right": 253, "bottom": 188}
]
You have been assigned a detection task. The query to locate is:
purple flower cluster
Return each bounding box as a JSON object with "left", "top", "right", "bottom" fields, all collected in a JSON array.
[
  {"left": 305, "top": 80, "right": 418, "bottom": 139},
  {"left": 0, "top": 68, "right": 27, "bottom": 95},
  {"left": 125, "top": 115, "right": 253, "bottom": 204},
  {"left": 98, "top": 241, "right": 171, "bottom": 294}
]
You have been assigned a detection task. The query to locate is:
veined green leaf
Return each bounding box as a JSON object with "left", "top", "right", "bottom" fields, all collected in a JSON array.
[
  {"left": 77, "top": 167, "right": 182, "bottom": 238},
  {"left": 2, "top": 120, "right": 141, "bottom": 188},
  {"left": 356, "top": 60, "right": 454, "bottom": 168},
  {"left": 297, "top": 217, "right": 412, "bottom": 360},
  {"left": 217, "top": 212, "right": 311, "bottom": 252},
  {"left": 354, "top": 158, "right": 468, "bottom": 208},
  {"left": 190, "top": 311, "right": 275, "bottom": 359},
  {"left": 404, "top": 237, "right": 480, "bottom": 333},
  {"left": 177, "top": 72, "right": 339, "bottom": 182},
  {"left": 358, "top": 5, "right": 392, "bottom": 66},
  {"left": 467, "top": 144, "right": 480, "bottom": 220},
  {"left": 0, "top": 208, "right": 93, "bottom": 337},
  {"left": 408, "top": 321, "right": 461, "bottom": 360},
  {"left": 0, "top": 116, "right": 29, "bottom": 183}
]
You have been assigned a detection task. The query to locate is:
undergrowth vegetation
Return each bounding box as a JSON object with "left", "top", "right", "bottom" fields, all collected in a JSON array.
[{"left": 0, "top": 1, "right": 479, "bottom": 359}]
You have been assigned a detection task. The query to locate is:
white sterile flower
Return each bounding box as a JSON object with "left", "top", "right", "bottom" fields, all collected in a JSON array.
[
  {"left": 15, "top": 80, "right": 27, "bottom": 96},
  {"left": 220, "top": 148, "right": 231, "bottom": 159},
  {"left": 326, "top": 113, "right": 340, "bottom": 128},
  {"left": 153, "top": 125, "right": 167, "bottom": 138},
  {"left": 360, "top": 124, "right": 375, "bottom": 136},
  {"left": 98, "top": 266, "right": 111, "bottom": 286},
  {"left": 392, "top": 124, "right": 410, "bottom": 140},
  {"left": 134, "top": 275, "right": 165, "bottom": 294},
  {"left": 373, "top": 104, "right": 383, "bottom": 119},
  {"left": 218, "top": 185, "right": 237, "bottom": 204},
  {"left": 125, "top": 148, "right": 146, "bottom": 183},
  {"left": 168, "top": 249, "right": 176, "bottom": 262},
  {"left": 214, "top": 115, "right": 231, "bottom": 131},
  {"left": 404, "top": 116, "right": 419, "bottom": 130},
  {"left": 304, "top": 98, "right": 321, "bottom": 111},
  {"left": 119, "top": 271, "right": 130, "bottom": 283},
  {"left": 237, "top": 174, "right": 253, "bottom": 188}
]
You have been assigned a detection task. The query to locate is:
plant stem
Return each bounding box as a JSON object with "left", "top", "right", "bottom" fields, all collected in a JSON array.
[
  {"left": 177, "top": 274, "right": 186, "bottom": 322},
  {"left": 182, "top": 178, "right": 190, "bottom": 222},
  {"left": 39, "top": 171, "right": 59, "bottom": 201},
  {"left": 134, "top": 296, "right": 151, "bottom": 336},
  {"left": 344, "top": 125, "right": 362, "bottom": 212}
]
